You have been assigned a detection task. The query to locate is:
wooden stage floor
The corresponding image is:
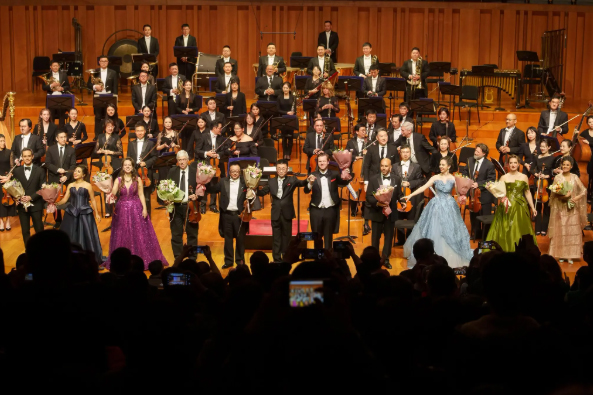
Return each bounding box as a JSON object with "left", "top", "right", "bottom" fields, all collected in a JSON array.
[{"left": 1, "top": 88, "right": 592, "bottom": 279}]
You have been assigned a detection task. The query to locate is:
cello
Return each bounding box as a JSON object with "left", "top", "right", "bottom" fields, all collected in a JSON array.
[{"left": 570, "top": 101, "right": 593, "bottom": 186}]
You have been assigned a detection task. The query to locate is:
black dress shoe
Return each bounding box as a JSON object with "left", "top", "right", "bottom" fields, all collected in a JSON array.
[
  {"left": 363, "top": 224, "right": 371, "bottom": 236},
  {"left": 384, "top": 261, "right": 392, "bottom": 269},
  {"left": 210, "top": 207, "right": 220, "bottom": 214},
  {"left": 200, "top": 207, "right": 206, "bottom": 214},
  {"left": 221, "top": 262, "right": 234, "bottom": 269},
  {"left": 393, "top": 241, "right": 405, "bottom": 247}
]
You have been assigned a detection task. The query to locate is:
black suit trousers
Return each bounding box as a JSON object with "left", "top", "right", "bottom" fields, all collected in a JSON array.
[
  {"left": 170, "top": 203, "right": 199, "bottom": 259},
  {"left": 19, "top": 210, "right": 44, "bottom": 244},
  {"left": 372, "top": 219, "right": 394, "bottom": 260},
  {"left": 272, "top": 216, "right": 292, "bottom": 262},
  {"left": 222, "top": 211, "right": 246, "bottom": 266},
  {"left": 310, "top": 206, "right": 336, "bottom": 250}
]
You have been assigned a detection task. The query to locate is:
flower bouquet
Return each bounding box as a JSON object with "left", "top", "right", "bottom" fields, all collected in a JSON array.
[
  {"left": 243, "top": 165, "right": 262, "bottom": 204},
  {"left": 156, "top": 179, "right": 185, "bottom": 213},
  {"left": 485, "top": 180, "right": 511, "bottom": 213},
  {"left": 453, "top": 172, "right": 474, "bottom": 205},
  {"left": 332, "top": 148, "right": 353, "bottom": 180},
  {"left": 37, "top": 183, "right": 61, "bottom": 214},
  {"left": 3, "top": 178, "right": 32, "bottom": 211},
  {"left": 196, "top": 162, "right": 216, "bottom": 196},
  {"left": 550, "top": 181, "right": 574, "bottom": 209},
  {"left": 93, "top": 171, "right": 116, "bottom": 204},
  {"left": 373, "top": 185, "right": 395, "bottom": 216}
]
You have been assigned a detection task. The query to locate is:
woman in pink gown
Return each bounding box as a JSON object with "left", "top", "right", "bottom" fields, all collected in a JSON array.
[{"left": 104, "top": 157, "right": 168, "bottom": 270}]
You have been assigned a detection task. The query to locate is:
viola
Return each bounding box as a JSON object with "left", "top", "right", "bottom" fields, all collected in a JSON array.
[
  {"left": 534, "top": 163, "right": 549, "bottom": 205},
  {"left": 468, "top": 170, "right": 482, "bottom": 213},
  {"left": 186, "top": 185, "right": 201, "bottom": 224},
  {"left": 397, "top": 171, "right": 413, "bottom": 212},
  {"left": 101, "top": 138, "right": 114, "bottom": 175}
]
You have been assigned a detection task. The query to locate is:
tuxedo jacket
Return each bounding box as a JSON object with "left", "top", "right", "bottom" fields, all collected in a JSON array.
[
  {"left": 215, "top": 58, "right": 238, "bottom": 77},
  {"left": 392, "top": 161, "right": 425, "bottom": 208},
  {"left": 167, "top": 165, "right": 197, "bottom": 196},
  {"left": 215, "top": 74, "right": 241, "bottom": 93},
  {"left": 365, "top": 172, "right": 402, "bottom": 222},
  {"left": 306, "top": 57, "right": 336, "bottom": 76},
  {"left": 363, "top": 144, "right": 399, "bottom": 182},
  {"left": 257, "top": 175, "right": 308, "bottom": 221},
  {"left": 137, "top": 36, "right": 160, "bottom": 57},
  {"left": 495, "top": 127, "right": 525, "bottom": 161},
  {"left": 303, "top": 169, "right": 342, "bottom": 209},
  {"left": 393, "top": 133, "right": 437, "bottom": 174},
  {"left": 12, "top": 165, "right": 46, "bottom": 213},
  {"left": 400, "top": 59, "right": 430, "bottom": 89},
  {"left": 255, "top": 75, "right": 283, "bottom": 100},
  {"left": 174, "top": 35, "right": 198, "bottom": 63},
  {"left": 161, "top": 74, "right": 187, "bottom": 97},
  {"left": 537, "top": 109, "right": 569, "bottom": 137},
  {"left": 86, "top": 68, "right": 119, "bottom": 95},
  {"left": 461, "top": 156, "right": 496, "bottom": 205},
  {"left": 127, "top": 139, "right": 157, "bottom": 174},
  {"left": 353, "top": 55, "right": 380, "bottom": 77},
  {"left": 257, "top": 55, "right": 286, "bottom": 77},
  {"left": 345, "top": 138, "right": 366, "bottom": 158},
  {"left": 32, "top": 123, "right": 58, "bottom": 147},
  {"left": 303, "top": 132, "right": 335, "bottom": 158},
  {"left": 195, "top": 132, "right": 225, "bottom": 162},
  {"left": 317, "top": 31, "right": 339, "bottom": 60},
  {"left": 131, "top": 84, "right": 157, "bottom": 112},
  {"left": 45, "top": 144, "right": 76, "bottom": 184},
  {"left": 42, "top": 71, "right": 71, "bottom": 93},
  {"left": 200, "top": 111, "right": 226, "bottom": 130},
  {"left": 11, "top": 134, "right": 45, "bottom": 165},
  {"left": 362, "top": 76, "right": 387, "bottom": 97}
]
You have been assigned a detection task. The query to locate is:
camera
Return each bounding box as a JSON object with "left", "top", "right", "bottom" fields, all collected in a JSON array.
[
  {"left": 301, "top": 248, "right": 325, "bottom": 260},
  {"left": 165, "top": 272, "right": 191, "bottom": 286},
  {"left": 192, "top": 245, "right": 207, "bottom": 254},
  {"left": 333, "top": 241, "right": 351, "bottom": 259},
  {"left": 478, "top": 240, "right": 492, "bottom": 254},
  {"left": 289, "top": 280, "right": 324, "bottom": 307},
  {"left": 453, "top": 267, "right": 467, "bottom": 276},
  {"left": 298, "top": 232, "right": 318, "bottom": 241}
]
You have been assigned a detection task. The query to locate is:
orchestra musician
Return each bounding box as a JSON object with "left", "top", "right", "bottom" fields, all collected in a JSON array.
[
  {"left": 400, "top": 48, "right": 430, "bottom": 101},
  {"left": 155, "top": 117, "right": 180, "bottom": 204},
  {"left": 174, "top": 24, "right": 198, "bottom": 81},
  {"left": 244, "top": 112, "right": 263, "bottom": 147},
  {"left": 533, "top": 139, "right": 555, "bottom": 236},
  {"left": 94, "top": 119, "right": 123, "bottom": 218},
  {"left": 186, "top": 117, "right": 209, "bottom": 161},
  {"left": 345, "top": 124, "right": 367, "bottom": 217},
  {"left": 517, "top": 127, "right": 540, "bottom": 177},
  {"left": 162, "top": 63, "right": 187, "bottom": 116},
  {"left": 304, "top": 65, "right": 323, "bottom": 120},
  {"left": 537, "top": 96, "right": 568, "bottom": 138},
  {"left": 428, "top": 108, "right": 457, "bottom": 147},
  {"left": 32, "top": 108, "right": 58, "bottom": 148},
  {"left": 353, "top": 42, "right": 378, "bottom": 78},
  {"left": 64, "top": 108, "right": 88, "bottom": 147},
  {"left": 365, "top": 158, "right": 402, "bottom": 269},
  {"left": 303, "top": 118, "right": 335, "bottom": 173},
  {"left": 87, "top": 56, "right": 118, "bottom": 131},
  {"left": 224, "top": 80, "right": 247, "bottom": 119},
  {"left": 45, "top": 130, "right": 76, "bottom": 228},
  {"left": 200, "top": 97, "right": 226, "bottom": 131},
  {"left": 393, "top": 122, "right": 437, "bottom": 177},
  {"left": 317, "top": 21, "right": 339, "bottom": 62},
  {"left": 359, "top": 64, "right": 386, "bottom": 119},
  {"left": 131, "top": 71, "right": 157, "bottom": 115},
  {"left": 250, "top": 103, "right": 268, "bottom": 138},
  {"left": 576, "top": 115, "right": 593, "bottom": 199},
  {"left": 215, "top": 45, "right": 238, "bottom": 77},
  {"left": 430, "top": 136, "right": 458, "bottom": 174},
  {"left": 129, "top": 106, "right": 159, "bottom": 140},
  {"left": 225, "top": 122, "right": 257, "bottom": 158},
  {"left": 137, "top": 24, "right": 159, "bottom": 78},
  {"left": 316, "top": 81, "right": 340, "bottom": 118},
  {"left": 461, "top": 143, "right": 496, "bottom": 240},
  {"left": 98, "top": 103, "right": 126, "bottom": 139},
  {"left": 127, "top": 123, "right": 157, "bottom": 215},
  {"left": 387, "top": 114, "right": 403, "bottom": 145},
  {"left": 176, "top": 80, "right": 201, "bottom": 151},
  {"left": 42, "top": 61, "right": 71, "bottom": 126},
  {"left": 215, "top": 62, "right": 240, "bottom": 94},
  {"left": 11, "top": 119, "right": 45, "bottom": 166},
  {"left": 167, "top": 150, "right": 199, "bottom": 260},
  {"left": 255, "top": 65, "right": 283, "bottom": 101},
  {"left": 257, "top": 159, "right": 308, "bottom": 263},
  {"left": 196, "top": 120, "right": 225, "bottom": 214},
  {"left": 365, "top": 109, "right": 379, "bottom": 142},
  {"left": 363, "top": 129, "right": 398, "bottom": 192},
  {"left": 257, "top": 42, "right": 286, "bottom": 77},
  {"left": 138, "top": 61, "right": 157, "bottom": 86},
  {"left": 276, "top": 82, "right": 297, "bottom": 160},
  {"left": 495, "top": 113, "right": 525, "bottom": 163},
  {"left": 399, "top": 102, "right": 412, "bottom": 125},
  {"left": 306, "top": 45, "right": 336, "bottom": 78},
  {"left": 553, "top": 139, "right": 580, "bottom": 177}
]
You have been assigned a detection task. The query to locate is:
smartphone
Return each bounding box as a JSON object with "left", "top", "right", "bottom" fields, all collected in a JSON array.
[
  {"left": 298, "top": 232, "right": 318, "bottom": 241},
  {"left": 301, "top": 248, "right": 325, "bottom": 260},
  {"left": 289, "top": 280, "right": 324, "bottom": 307},
  {"left": 166, "top": 272, "right": 191, "bottom": 286},
  {"left": 478, "top": 240, "right": 492, "bottom": 254},
  {"left": 453, "top": 267, "right": 467, "bottom": 276},
  {"left": 24, "top": 273, "right": 33, "bottom": 281},
  {"left": 333, "top": 241, "right": 351, "bottom": 259},
  {"left": 192, "top": 245, "right": 207, "bottom": 255}
]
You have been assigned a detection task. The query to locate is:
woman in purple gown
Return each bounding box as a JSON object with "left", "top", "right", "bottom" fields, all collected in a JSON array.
[{"left": 105, "top": 157, "right": 168, "bottom": 270}]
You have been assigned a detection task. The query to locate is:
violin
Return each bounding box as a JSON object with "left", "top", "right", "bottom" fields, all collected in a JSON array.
[
  {"left": 534, "top": 163, "right": 549, "bottom": 206},
  {"left": 468, "top": 170, "right": 482, "bottom": 213},
  {"left": 186, "top": 185, "right": 201, "bottom": 224},
  {"left": 137, "top": 141, "right": 159, "bottom": 187},
  {"left": 101, "top": 137, "right": 114, "bottom": 175},
  {"left": 240, "top": 198, "right": 253, "bottom": 222},
  {"left": 397, "top": 171, "right": 413, "bottom": 212}
]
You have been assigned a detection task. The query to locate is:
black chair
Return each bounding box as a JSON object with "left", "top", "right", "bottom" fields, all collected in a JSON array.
[
  {"left": 458, "top": 146, "right": 475, "bottom": 167},
  {"left": 263, "top": 137, "right": 275, "bottom": 147},
  {"left": 291, "top": 52, "right": 303, "bottom": 57},
  {"left": 476, "top": 214, "right": 495, "bottom": 240},
  {"left": 455, "top": 85, "right": 480, "bottom": 125},
  {"left": 257, "top": 146, "right": 278, "bottom": 166},
  {"left": 393, "top": 198, "right": 424, "bottom": 246},
  {"left": 32, "top": 56, "right": 51, "bottom": 92}
]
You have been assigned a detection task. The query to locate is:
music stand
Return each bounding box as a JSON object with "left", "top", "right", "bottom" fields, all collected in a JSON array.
[
  {"left": 439, "top": 83, "right": 462, "bottom": 119},
  {"left": 46, "top": 95, "right": 74, "bottom": 118},
  {"left": 385, "top": 77, "right": 407, "bottom": 116},
  {"left": 517, "top": 50, "right": 541, "bottom": 108},
  {"left": 125, "top": 115, "right": 144, "bottom": 140},
  {"left": 132, "top": 53, "right": 157, "bottom": 69},
  {"left": 154, "top": 152, "right": 178, "bottom": 169},
  {"left": 358, "top": 98, "right": 385, "bottom": 120},
  {"left": 53, "top": 52, "right": 75, "bottom": 67},
  {"left": 213, "top": 93, "right": 226, "bottom": 110},
  {"left": 378, "top": 62, "right": 395, "bottom": 77},
  {"left": 295, "top": 75, "right": 310, "bottom": 93},
  {"left": 336, "top": 76, "right": 363, "bottom": 93},
  {"left": 228, "top": 114, "right": 247, "bottom": 125},
  {"left": 171, "top": 114, "right": 200, "bottom": 131},
  {"left": 93, "top": 95, "right": 118, "bottom": 113},
  {"left": 303, "top": 99, "right": 317, "bottom": 118},
  {"left": 255, "top": 101, "right": 279, "bottom": 118},
  {"left": 429, "top": 62, "right": 452, "bottom": 104},
  {"left": 540, "top": 134, "right": 560, "bottom": 152},
  {"left": 410, "top": 99, "right": 436, "bottom": 133},
  {"left": 173, "top": 46, "right": 198, "bottom": 59},
  {"left": 290, "top": 56, "right": 313, "bottom": 74},
  {"left": 271, "top": 115, "right": 299, "bottom": 153}
]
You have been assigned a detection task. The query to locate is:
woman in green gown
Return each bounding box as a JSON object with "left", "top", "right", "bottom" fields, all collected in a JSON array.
[{"left": 487, "top": 155, "right": 538, "bottom": 252}]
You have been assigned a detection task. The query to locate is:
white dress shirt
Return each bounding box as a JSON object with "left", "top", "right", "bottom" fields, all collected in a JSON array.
[
  {"left": 224, "top": 57, "right": 230, "bottom": 64},
  {"left": 371, "top": 77, "right": 378, "bottom": 93},
  {"left": 503, "top": 127, "right": 515, "bottom": 145},
  {"left": 326, "top": 31, "right": 331, "bottom": 49},
  {"left": 144, "top": 36, "right": 151, "bottom": 53},
  {"left": 224, "top": 74, "right": 232, "bottom": 90},
  {"left": 363, "top": 55, "right": 372, "bottom": 75},
  {"left": 407, "top": 134, "right": 418, "bottom": 163},
  {"left": 400, "top": 160, "right": 410, "bottom": 176},
  {"left": 411, "top": 59, "right": 416, "bottom": 75},
  {"left": 58, "top": 143, "right": 66, "bottom": 166},
  {"left": 183, "top": 35, "right": 189, "bottom": 46},
  {"left": 357, "top": 138, "right": 364, "bottom": 154},
  {"left": 136, "top": 139, "right": 145, "bottom": 163},
  {"left": 267, "top": 56, "right": 275, "bottom": 66},
  {"left": 21, "top": 134, "right": 31, "bottom": 152},
  {"left": 179, "top": 168, "right": 189, "bottom": 203},
  {"left": 277, "top": 177, "right": 285, "bottom": 199},
  {"left": 474, "top": 158, "right": 483, "bottom": 174},
  {"left": 378, "top": 144, "right": 388, "bottom": 159},
  {"left": 317, "top": 56, "right": 325, "bottom": 72},
  {"left": 227, "top": 178, "right": 240, "bottom": 211},
  {"left": 382, "top": 174, "right": 391, "bottom": 187},
  {"left": 140, "top": 83, "right": 148, "bottom": 107},
  {"left": 100, "top": 68, "right": 108, "bottom": 90},
  {"left": 51, "top": 72, "right": 62, "bottom": 95},
  {"left": 547, "top": 111, "right": 557, "bottom": 134},
  {"left": 392, "top": 128, "right": 402, "bottom": 142},
  {"left": 24, "top": 165, "right": 32, "bottom": 181},
  {"left": 316, "top": 171, "right": 334, "bottom": 208},
  {"left": 205, "top": 132, "right": 219, "bottom": 159}
]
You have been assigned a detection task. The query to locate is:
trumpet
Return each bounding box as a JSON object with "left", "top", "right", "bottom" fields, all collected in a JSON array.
[{"left": 86, "top": 69, "right": 105, "bottom": 92}]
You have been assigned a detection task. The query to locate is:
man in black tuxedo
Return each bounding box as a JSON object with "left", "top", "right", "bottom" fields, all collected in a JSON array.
[
  {"left": 365, "top": 158, "right": 403, "bottom": 269},
  {"left": 387, "top": 114, "right": 403, "bottom": 145},
  {"left": 161, "top": 63, "right": 186, "bottom": 116},
  {"left": 495, "top": 113, "right": 525, "bottom": 163},
  {"left": 167, "top": 150, "right": 199, "bottom": 260},
  {"left": 393, "top": 122, "right": 436, "bottom": 176},
  {"left": 131, "top": 71, "right": 157, "bottom": 114},
  {"left": 10, "top": 148, "right": 46, "bottom": 244},
  {"left": 303, "top": 118, "right": 335, "bottom": 173},
  {"left": 127, "top": 123, "right": 157, "bottom": 215},
  {"left": 399, "top": 102, "right": 413, "bottom": 126},
  {"left": 174, "top": 24, "right": 198, "bottom": 81},
  {"left": 345, "top": 124, "right": 367, "bottom": 217},
  {"left": 137, "top": 24, "right": 160, "bottom": 78},
  {"left": 215, "top": 45, "right": 238, "bottom": 77},
  {"left": 87, "top": 56, "right": 119, "bottom": 132},
  {"left": 359, "top": 65, "right": 386, "bottom": 119},
  {"left": 200, "top": 97, "right": 226, "bottom": 130},
  {"left": 537, "top": 96, "right": 568, "bottom": 138},
  {"left": 392, "top": 144, "right": 425, "bottom": 245},
  {"left": 400, "top": 47, "right": 430, "bottom": 101},
  {"left": 45, "top": 130, "right": 76, "bottom": 227},
  {"left": 11, "top": 119, "right": 45, "bottom": 166},
  {"left": 317, "top": 20, "right": 339, "bottom": 62},
  {"left": 363, "top": 129, "right": 398, "bottom": 190},
  {"left": 257, "top": 159, "right": 308, "bottom": 262},
  {"left": 257, "top": 42, "right": 286, "bottom": 77},
  {"left": 42, "top": 61, "right": 71, "bottom": 126},
  {"left": 196, "top": 120, "right": 226, "bottom": 214},
  {"left": 304, "top": 153, "right": 345, "bottom": 250},
  {"left": 306, "top": 45, "right": 336, "bottom": 78},
  {"left": 215, "top": 62, "right": 240, "bottom": 93},
  {"left": 353, "top": 42, "right": 378, "bottom": 78},
  {"left": 461, "top": 143, "right": 496, "bottom": 240},
  {"left": 255, "top": 65, "right": 283, "bottom": 101},
  {"left": 364, "top": 110, "right": 379, "bottom": 141}
]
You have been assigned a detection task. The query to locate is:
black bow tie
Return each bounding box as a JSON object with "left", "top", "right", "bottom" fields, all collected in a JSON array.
[
  {"left": 25, "top": 167, "right": 31, "bottom": 172},
  {"left": 383, "top": 175, "right": 391, "bottom": 180}
]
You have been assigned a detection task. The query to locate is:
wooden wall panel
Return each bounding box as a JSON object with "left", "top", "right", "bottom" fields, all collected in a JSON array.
[{"left": 1, "top": 1, "right": 592, "bottom": 101}]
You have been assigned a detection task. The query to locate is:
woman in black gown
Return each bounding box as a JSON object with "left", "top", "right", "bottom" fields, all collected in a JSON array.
[
  {"left": 428, "top": 107, "right": 457, "bottom": 147},
  {"left": 304, "top": 65, "right": 323, "bottom": 120},
  {"left": 245, "top": 112, "right": 263, "bottom": 147},
  {"left": 156, "top": 117, "right": 180, "bottom": 205},
  {"left": 315, "top": 81, "right": 339, "bottom": 118},
  {"left": 94, "top": 120, "right": 123, "bottom": 217},
  {"left": 226, "top": 122, "right": 257, "bottom": 158},
  {"left": 533, "top": 138, "right": 555, "bottom": 236},
  {"left": 518, "top": 126, "right": 540, "bottom": 178},
  {"left": 276, "top": 81, "right": 297, "bottom": 159},
  {"left": 429, "top": 136, "right": 458, "bottom": 174},
  {"left": 97, "top": 103, "right": 126, "bottom": 140},
  {"left": 32, "top": 108, "right": 58, "bottom": 148},
  {"left": 64, "top": 107, "right": 88, "bottom": 147},
  {"left": 187, "top": 117, "right": 210, "bottom": 160},
  {"left": 176, "top": 80, "right": 201, "bottom": 150},
  {"left": 250, "top": 103, "right": 268, "bottom": 138},
  {"left": 0, "top": 134, "right": 15, "bottom": 231},
  {"left": 55, "top": 165, "right": 103, "bottom": 263},
  {"left": 225, "top": 79, "right": 246, "bottom": 118}
]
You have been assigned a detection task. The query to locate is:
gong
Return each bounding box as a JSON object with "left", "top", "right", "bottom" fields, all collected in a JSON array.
[{"left": 107, "top": 39, "right": 139, "bottom": 77}]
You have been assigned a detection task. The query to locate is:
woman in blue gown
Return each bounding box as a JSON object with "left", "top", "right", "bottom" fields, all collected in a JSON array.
[
  {"left": 55, "top": 165, "right": 103, "bottom": 263},
  {"left": 402, "top": 156, "right": 473, "bottom": 268}
]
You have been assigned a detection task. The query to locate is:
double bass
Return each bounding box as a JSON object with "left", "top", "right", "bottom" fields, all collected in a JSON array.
[{"left": 570, "top": 101, "right": 593, "bottom": 186}]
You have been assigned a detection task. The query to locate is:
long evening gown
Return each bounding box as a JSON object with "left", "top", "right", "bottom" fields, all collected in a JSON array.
[
  {"left": 486, "top": 180, "right": 537, "bottom": 252},
  {"left": 404, "top": 179, "right": 473, "bottom": 268},
  {"left": 105, "top": 178, "right": 168, "bottom": 269},
  {"left": 60, "top": 187, "right": 103, "bottom": 263}
]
